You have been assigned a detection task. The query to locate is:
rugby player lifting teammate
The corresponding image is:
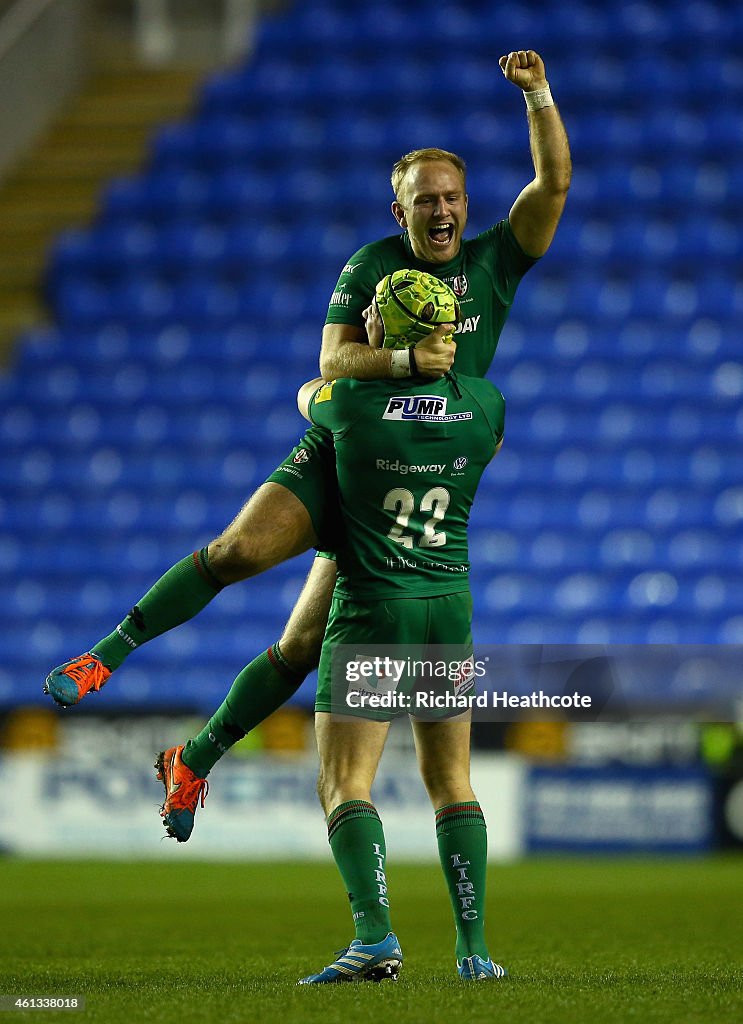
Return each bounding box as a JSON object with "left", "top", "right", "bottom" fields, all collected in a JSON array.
[
  {"left": 293, "top": 308, "right": 508, "bottom": 983},
  {"left": 43, "top": 50, "right": 570, "bottom": 823},
  {"left": 158, "top": 281, "right": 509, "bottom": 982}
]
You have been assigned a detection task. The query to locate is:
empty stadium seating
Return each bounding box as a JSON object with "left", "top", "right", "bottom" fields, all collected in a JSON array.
[{"left": 2, "top": 0, "right": 742, "bottom": 711}]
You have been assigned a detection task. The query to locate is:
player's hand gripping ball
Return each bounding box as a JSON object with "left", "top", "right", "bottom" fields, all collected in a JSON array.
[{"left": 375, "top": 269, "right": 460, "bottom": 349}]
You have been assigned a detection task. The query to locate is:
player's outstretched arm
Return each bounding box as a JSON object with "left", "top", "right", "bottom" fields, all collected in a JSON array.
[{"left": 500, "top": 49, "right": 571, "bottom": 258}]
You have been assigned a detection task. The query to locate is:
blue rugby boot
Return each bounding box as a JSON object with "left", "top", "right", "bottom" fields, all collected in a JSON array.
[
  {"left": 298, "top": 932, "right": 403, "bottom": 985},
  {"left": 458, "top": 954, "right": 508, "bottom": 980}
]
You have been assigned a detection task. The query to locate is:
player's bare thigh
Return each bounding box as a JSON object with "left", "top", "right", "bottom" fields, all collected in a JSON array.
[
  {"left": 278, "top": 554, "right": 337, "bottom": 670},
  {"left": 207, "top": 482, "right": 317, "bottom": 583},
  {"left": 315, "top": 712, "right": 390, "bottom": 814},
  {"left": 411, "top": 713, "right": 476, "bottom": 808}
]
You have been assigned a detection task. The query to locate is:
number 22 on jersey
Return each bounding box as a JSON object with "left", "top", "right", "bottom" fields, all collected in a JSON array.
[{"left": 383, "top": 487, "right": 450, "bottom": 549}]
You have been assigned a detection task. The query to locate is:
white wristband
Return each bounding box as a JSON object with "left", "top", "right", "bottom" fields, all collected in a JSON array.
[
  {"left": 524, "top": 84, "right": 553, "bottom": 111},
  {"left": 390, "top": 348, "right": 411, "bottom": 378}
]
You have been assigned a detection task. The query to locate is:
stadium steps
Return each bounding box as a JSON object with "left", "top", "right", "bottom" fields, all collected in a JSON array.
[{"left": 0, "top": 68, "right": 202, "bottom": 365}]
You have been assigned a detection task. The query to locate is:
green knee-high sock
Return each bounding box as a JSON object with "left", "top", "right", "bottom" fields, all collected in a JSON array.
[
  {"left": 327, "top": 801, "right": 392, "bottom": 945},
  {"left": 181, "top": 644, "right": 307, "bottom": 777},
  {"left": 435, "top": 801, "right": 489, "bottom": 961},
  {"left": 92, "top": 548, "right": 223, "bottom": 670}
]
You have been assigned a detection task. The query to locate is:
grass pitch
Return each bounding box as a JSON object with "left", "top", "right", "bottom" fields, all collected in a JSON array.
[{"left": 0, "top": 858, "right": 741, "bottom": 1023}]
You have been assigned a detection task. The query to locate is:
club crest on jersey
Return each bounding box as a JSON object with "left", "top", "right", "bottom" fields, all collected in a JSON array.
[
  {"left": 453, "top": 656, "right": 477, "bottom": 697},
  {"left": 382, "top": 395, "right": 473, "bottom": 423},
  {"left": 293, "top": 448, "right": 310, "bottom": 464},
  {"left": 447, "top": 274, "right": 469, "bottom": 297}
]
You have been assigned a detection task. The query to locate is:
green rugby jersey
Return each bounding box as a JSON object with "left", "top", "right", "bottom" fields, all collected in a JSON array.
[
  {"left": 325, "top": 219, "right": 537, "bottom": 378},
  {"left": 308, "top": 372, "right": 504, "bottom": 599}
]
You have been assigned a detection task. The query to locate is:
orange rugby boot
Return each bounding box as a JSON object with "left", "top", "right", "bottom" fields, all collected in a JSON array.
[
  {"left": 44, "top": 652, "right": 112, "bottom": 707},
  {"left": 154, "top": 745, "right": 209, "bottom": 843}
]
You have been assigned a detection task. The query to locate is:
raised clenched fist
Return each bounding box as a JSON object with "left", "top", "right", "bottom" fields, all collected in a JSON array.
[{"left": 498, "top": 50, "right": 548, "bottom": 92}]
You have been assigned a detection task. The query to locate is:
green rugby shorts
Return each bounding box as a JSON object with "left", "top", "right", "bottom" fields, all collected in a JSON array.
[
  {"left": 315, "top": 590, "right": 474, "bottom": 721},
  {"left": 264, "top": 424, "right": 342, "bottom": 552}
]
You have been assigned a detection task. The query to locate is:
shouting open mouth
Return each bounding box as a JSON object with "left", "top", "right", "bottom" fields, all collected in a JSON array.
[{"left": 428, "top": 222, "right": 455, "bottom": 248}]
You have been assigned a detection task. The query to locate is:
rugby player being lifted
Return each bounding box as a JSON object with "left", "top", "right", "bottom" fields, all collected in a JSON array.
[{"left": 44, "top": 49, "right": 571, "bottom": 853}]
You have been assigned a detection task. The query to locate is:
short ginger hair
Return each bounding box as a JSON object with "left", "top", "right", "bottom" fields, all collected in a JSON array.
[{"left": 391, "top": 148, "right": 467, "bottom": 203}]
